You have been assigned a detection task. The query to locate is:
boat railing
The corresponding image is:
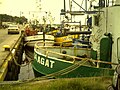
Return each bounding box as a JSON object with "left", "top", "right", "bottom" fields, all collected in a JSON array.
[
  {"left": 35, "top": 41, "right": 119, "bottom": 68},
  {"left": 37, "top": 41, "right": 91, "bottom": 50}
]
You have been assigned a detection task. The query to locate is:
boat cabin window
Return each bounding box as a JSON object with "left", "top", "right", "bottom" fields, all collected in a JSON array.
[
  {"left": 117, "top": 37, "right": 120, "bottom": 61},
  {"left": 94, "top": 16, "right": 99, "bottom": 26}
]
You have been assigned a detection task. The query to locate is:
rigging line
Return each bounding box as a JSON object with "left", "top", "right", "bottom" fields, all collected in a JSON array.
[
  {"left": 80, "top": 0, "right": 84, "bottom": 10},
  {"left": 72, "top": 0, "right": 87, "bottom": 12},
  {"left": 106, "top": 7, "right": 108, "bottom": 33},
  {"left": 69, "top": 0, "right": 72, "bottom": 12},
  {"left": 60, "top": 60, "right": 88, "bottom": 76},
  {"left": 41, "top": 60, "right": 88, "bottom": 78}
]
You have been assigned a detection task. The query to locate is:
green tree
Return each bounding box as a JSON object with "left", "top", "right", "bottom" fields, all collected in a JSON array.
[{"left": 0, "top": 14, "right": 28, "bottom": 27}]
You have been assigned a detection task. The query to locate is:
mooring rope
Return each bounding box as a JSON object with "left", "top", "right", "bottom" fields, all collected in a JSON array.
[
  {"left": 40, "top": 59, "right": 88, "bottom": 79},
  {"left": 10, "top": 50, "right": 33, "bottom": 67}
]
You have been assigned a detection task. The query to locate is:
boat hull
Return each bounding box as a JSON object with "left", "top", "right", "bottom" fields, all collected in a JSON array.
[
  {"left": 32, "top": 46, "right": 114, "bottom": 78},
  {"left": 24, "top": 34, "right": 54, "bottom": 41},
  {"left": 24, "top": 34, "right": 54, "bottom": 47},
  {"left": 25, "top": 41, "right": 54, "bottom": 47},
  {"left": 55, "top": 35, "right": 78, "bottom": 46}
]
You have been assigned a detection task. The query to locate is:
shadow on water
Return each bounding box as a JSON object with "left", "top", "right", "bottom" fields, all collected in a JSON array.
[{"left": 18, "top": 50, "right": 35, "bottom": 80}]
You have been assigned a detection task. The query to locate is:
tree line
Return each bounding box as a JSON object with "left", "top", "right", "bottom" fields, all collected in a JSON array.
[{"left": 0, "top": 14, "right": 28, "bottom": 28}]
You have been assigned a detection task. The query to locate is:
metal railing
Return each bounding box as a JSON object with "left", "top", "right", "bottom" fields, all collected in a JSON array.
[{"left": 35, "top": 41, "right": 119, "bottom": 67}]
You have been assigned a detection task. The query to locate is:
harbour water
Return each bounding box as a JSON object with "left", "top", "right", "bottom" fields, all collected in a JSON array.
[{"left": 18, "top": 53, "right": 35, "bottom": 80}]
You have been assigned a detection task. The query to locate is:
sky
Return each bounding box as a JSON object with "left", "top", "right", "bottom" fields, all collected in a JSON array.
[
  {"left": 0, "top": 0, "right": 98, "bottom": 24},
  {"left": 0, "top": 0, "right": 64, "bottom": 23},
  {"left": 0, "top": 0, "right": 35, "bottom": 16}
]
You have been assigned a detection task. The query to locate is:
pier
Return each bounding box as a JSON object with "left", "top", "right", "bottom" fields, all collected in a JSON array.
[{"left": 0, "top": 29, "right": 24, "bottom": 81}]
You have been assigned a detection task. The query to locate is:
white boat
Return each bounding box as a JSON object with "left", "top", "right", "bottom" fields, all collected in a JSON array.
[
  {"left": 24, "top": 31, "right": 54, "bottom": 47},
  {"left": 24, "top": 28, "right": 54, "bottom": 61},
  {"left": 24, "top": 34, "right": 54, "bottom": 47}
]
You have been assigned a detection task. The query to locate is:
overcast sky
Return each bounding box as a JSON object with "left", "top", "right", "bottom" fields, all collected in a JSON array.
[
  {"left": 0, "top": 0, "right": 64, "bottom": 23},
  {"left": 0, "top": 0, "right": 98, "bottom": 23}
]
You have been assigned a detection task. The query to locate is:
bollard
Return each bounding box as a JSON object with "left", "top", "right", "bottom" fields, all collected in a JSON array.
[{"left": 3, "top": 45, "right": 10, "bottom": 51}]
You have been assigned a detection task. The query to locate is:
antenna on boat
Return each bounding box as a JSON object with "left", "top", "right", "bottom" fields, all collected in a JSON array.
[{"left": 64, "top": 0, "right": 66, "bottom": 13}]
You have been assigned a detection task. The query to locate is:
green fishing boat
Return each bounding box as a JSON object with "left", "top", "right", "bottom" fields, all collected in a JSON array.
[
  {"left": 31, "top": 0, "right": 120, "bottom": 79},
  {"left": 32, "top": 38, "right": 116, "bottom": 78}
]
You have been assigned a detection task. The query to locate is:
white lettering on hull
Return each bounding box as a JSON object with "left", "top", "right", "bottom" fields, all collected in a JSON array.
[
  {"left": 37, "top": 56, "right": 41, "bottom": 63},
  {"left": 50, "top": 60, "right": 55, "bottom": 68},
  {"left": 41, "top": 57, "right": 45, "bottom": 65},
  {"left": 45, "top": 59, "right": 49, "bottom": 67},
  {"left": 35, "top": 54, "right": 55, "bottom": 68}
]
